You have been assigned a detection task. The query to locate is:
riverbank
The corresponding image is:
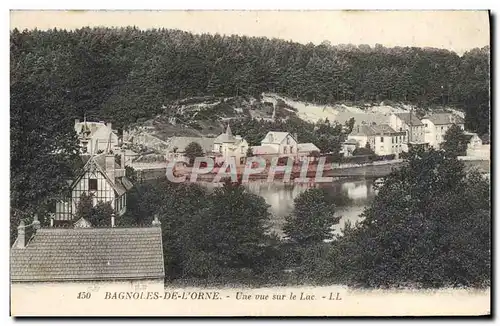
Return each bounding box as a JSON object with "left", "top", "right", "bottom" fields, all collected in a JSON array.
[{"left": 172, "top": 159, "right": 405, "bottom": 183}]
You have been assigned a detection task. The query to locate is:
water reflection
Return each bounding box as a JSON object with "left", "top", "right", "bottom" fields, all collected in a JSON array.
[{"left": 200, "top": 178, "right": 378, "bottom": 237}]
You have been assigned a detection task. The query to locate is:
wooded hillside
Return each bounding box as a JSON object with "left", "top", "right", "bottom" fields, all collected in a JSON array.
[{"left": 11, "top": 27, "right": 490, "bottom": 135}]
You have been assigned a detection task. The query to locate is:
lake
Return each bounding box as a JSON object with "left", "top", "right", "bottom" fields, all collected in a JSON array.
[{"left": 200, "top": 178, "right": 377, "bottom": 237}]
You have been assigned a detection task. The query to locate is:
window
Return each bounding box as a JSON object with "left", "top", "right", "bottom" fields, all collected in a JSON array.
[
  {"left": 219, "top": 145, "right": 222, "bottom": 153},
  {"left": 89, "top": 178, "right": 98, "bottom": 191},
  {"left": 283, "top": 146, "right": 287, "bottom": 154},
  {"left": 290, "top": 146, "right": 294, "bottom": 153},
  {"left": 380, "top": 136, "right": 384, "bottom": 142},
  {"left": 241, "top": 146, "right": 245, "bottom": 154},
  {"left": 286, "top": 137, "right": 290, "bottom": 145}
]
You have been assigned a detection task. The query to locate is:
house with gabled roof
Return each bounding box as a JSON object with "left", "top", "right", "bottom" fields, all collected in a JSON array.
[
  {"left": 259, "top": 131, "right": 298, "bottom": 156},
  {"left": 349, "top": 124, "right": 406, "bottom": 156},
  {"left": 11, "top": 215, "right": 164, "bottom": 290},
  {"left": 54, "top": 151, "right": 133, "bottom": 225},
  {"left": 421, "top": 112, "right": 465, "bottom": 149},
  {"left": 212, "top": 124, "right": 249, "bottom": 165},
  {"left": 389, "top": 112, "right": 426, "bottom": 146}
]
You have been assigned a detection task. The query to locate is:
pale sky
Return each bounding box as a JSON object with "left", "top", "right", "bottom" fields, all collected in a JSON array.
[{"left": 10, "top": 10, "right": 490, "bottom": 55}]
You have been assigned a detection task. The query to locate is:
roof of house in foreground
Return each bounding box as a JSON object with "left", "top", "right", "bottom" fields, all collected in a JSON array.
[{"left": 11, "top": 227, "right": 164, "bottom": 282}]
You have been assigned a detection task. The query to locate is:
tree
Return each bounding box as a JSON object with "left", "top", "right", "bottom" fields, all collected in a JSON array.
[
  {"left": 75, "top": 192, "right": 113, "bottom": 226},
  {"left": 89, "top": 201, "right": 114, "bottom": 227},
  {"left": 182, "top": 179, "right": 272, "bottom": 278},
  {"left": 441, "top": 124, "right": 469, "bottom": 157},
  {"left": 184, "top": 142, "right": 204, "bottom": 165},
  {"left": 246, "top": 147, "right": 254, "bottom": 157},
  {"left": 75, "top": 193, "right": 94, "bottom": 221},
  {"left": 283, "top": 188, "right": 340, "bottom": 245},
  {"left": 335, "top": 148, "right": 490, "bottom": 288},
  {"left": 11, "top": 34, "right": 80, "bottom": 233},
  {"left": 125, "top": 166, "right": 138, "bottom": 183},
  {"left": 345, "top": 117, "right": 355, "bottom": 134},
  {"left": 353, "top": 142, "right": 375, "bottom": 156}
]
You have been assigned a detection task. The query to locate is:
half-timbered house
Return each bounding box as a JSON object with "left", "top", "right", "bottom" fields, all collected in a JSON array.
[{"left": 54, "top": 151, "right": 133, "bottom": 224}]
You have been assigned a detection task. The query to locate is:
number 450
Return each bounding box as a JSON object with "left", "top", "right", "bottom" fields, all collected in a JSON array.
[{"left": 77, "top": 292, "right": 91, "bottom": 299}]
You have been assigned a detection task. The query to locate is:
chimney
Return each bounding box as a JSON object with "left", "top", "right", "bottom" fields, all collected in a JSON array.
[
  {"left": 106, "top": 122, "right": 112, "bottom": 131},
  {"left": 75, "top": 119, "right": 80, "bottom": 125},
  {"left": 152, "top": 214, "right": 161, "bottom": 227},
  {"left": 293, "top": 133, "right": 298, "bottom": 142},
  {"left": 15, "top": 221, "right": 26, "bottom": 249},
  {"left": 111, "top": 212, "right": 115, "bottom": 228},
  {"left": 105, "top": 153, "right": 115, "bottom": 182},
  {"left": 33, "top": 214, "right": 40, "bottom": 230},
  {"left": 120, "top": 149, "right": 126, "bottom": 169}
]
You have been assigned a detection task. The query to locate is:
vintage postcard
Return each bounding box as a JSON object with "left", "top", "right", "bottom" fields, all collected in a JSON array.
[{"left": 9, "top": 10, "right": 491, "bottom": 317}]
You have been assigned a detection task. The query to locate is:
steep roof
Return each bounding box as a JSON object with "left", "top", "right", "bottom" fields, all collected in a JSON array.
[
  {"left": 261, "top": 131, "right": 294, "bottom": 144},
  {"left": 165, "top": 137, "right": 215, "bottom": 153},
  {"left": 424, "top": 113, "right": 465, "bottom": 125},
  {"left": 77, "top": 154, "right": 133, "bottom": 196},
  {"left": 214, "top": 124, "right": 243, "bottom": 144},
  {"left": 10, "top": 227, "right": 165, "bottom": 282},
  {"left": 350, "top": 124, "right": 400, "bottom": 136},
  {"left": 394, "top": 112, "right": 424, "bottom": 126}
]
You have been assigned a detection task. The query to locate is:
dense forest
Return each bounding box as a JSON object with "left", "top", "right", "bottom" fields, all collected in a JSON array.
[{"left": 11, "top": 27, "right": 490, "bottom": 135}]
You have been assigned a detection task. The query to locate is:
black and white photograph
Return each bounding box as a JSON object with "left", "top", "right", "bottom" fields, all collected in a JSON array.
[{"left": 9, "top": 9, "right": 491, "bottom": 316}]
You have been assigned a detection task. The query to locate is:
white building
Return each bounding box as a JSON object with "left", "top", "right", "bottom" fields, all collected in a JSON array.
[
  {"left": 297, "top": 143, "right": 321, "bottom": 162},
  {"left": 74, "top": 118, "right": 120, "bottom": 155},
  {"left": 464, "top": 131, "right": 489, "bottom": 159},
  {"left": 349, "top": 124, "right": 406, "bottom": 157},
  {"left": 421, "top": 113, "right": 465, "bottom": 149},
  {"left": 212, "top": 125, "right": 249, "bottom": 165},
  {"left": 259, "top": 131, "right": 298, "bottom": 156},
  {"left": 389, "top": 112, "right": 426, "bottom": 149}
]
